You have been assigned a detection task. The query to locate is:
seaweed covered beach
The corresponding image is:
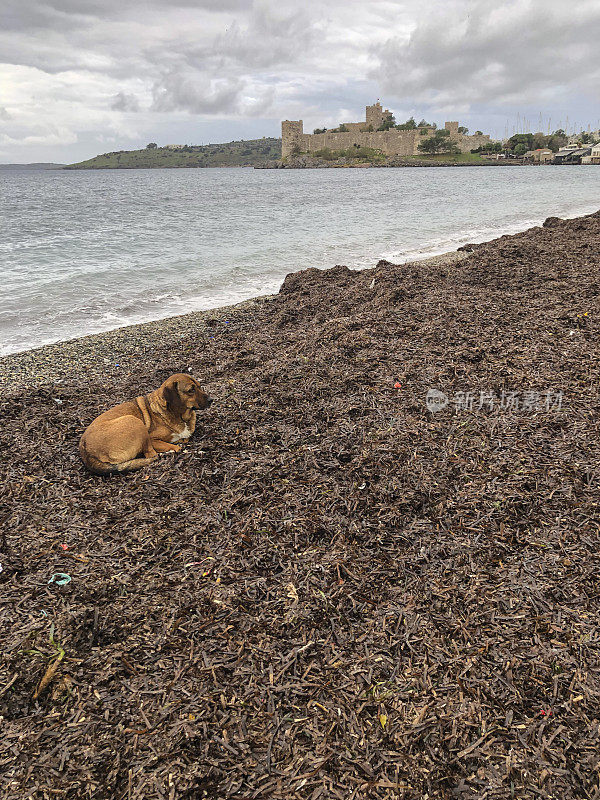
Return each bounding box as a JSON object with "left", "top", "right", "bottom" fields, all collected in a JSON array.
[{"left": 1, "top": 211, "right": 600, "bottom": 799}]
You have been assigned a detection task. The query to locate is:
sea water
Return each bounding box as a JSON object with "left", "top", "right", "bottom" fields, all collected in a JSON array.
[{"left": 1, "top": 164, "right": 598, "bottom": 355}]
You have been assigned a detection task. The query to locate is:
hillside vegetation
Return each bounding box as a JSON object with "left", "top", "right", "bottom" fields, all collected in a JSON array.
[
  {"left": 407, "top": 152, "right": 501, "bottom": 163},
  {"left": 64, "top": 139, "right": 281, "bottom": 169},
  {"left": 269, "top": 148, "right": 511, "bottom": 169}
]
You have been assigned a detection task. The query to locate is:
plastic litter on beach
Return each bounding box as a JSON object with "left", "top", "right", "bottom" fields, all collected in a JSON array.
[{"left": 47, "top": 573, "right": 71, "bottom": 586}]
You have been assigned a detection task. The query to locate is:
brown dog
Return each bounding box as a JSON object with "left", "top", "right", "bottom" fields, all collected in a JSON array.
[{"left": 79, "top": 373, "right": 212, "bottom": 475}]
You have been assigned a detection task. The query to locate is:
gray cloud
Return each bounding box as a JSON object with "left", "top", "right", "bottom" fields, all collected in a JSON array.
[
  {"left": 152, "top": 73, "right": 243, "bottom": 114},
  {"left": 111, "top": 92, "right": 140, "bottom": 112},
  {"left": 1, "top": 0, "right": 247, "bottom": 32},
  {"left": 214, "top": 4, "right": 317, "bottom": 69},
  {"left": 151, "top": 70, "right": 276, "bottom": 117},
  {"left": 146, "top": 3, "right": 317, "bottom": 116},
  {"left": 1, "top": 0, "right": 599, "bottom": 163},
  {"left": 372, "top": 0, "right": 600, "bottom": 110}
]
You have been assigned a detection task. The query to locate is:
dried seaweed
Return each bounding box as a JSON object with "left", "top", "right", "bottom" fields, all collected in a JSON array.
[{"left": 1, "top": 211, "right": 600, "bottom": 799}]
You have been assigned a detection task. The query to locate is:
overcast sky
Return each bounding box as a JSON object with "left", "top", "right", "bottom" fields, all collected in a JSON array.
[{"left": 1, "top": 0, "right": 599, "bottom": 163}]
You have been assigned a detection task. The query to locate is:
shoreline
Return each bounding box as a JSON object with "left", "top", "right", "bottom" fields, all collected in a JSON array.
[
  {"left": 0, "top": 251, "right": 465, "bottom": 391},
  {"left": 3, "top": 196, "right": 600, "bottom": 389},
  {"left": 259, "top": 159, "right": 529, "bottom": 169},
  {"left": 65, "top": 161, "right": 528, "bottom": 170},
  {"left": 3, "top": 197, "right": 599, "bottom": 379}
]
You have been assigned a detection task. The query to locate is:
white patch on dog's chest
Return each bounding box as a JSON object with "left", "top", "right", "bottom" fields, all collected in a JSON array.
[{"left": 171, "top": 424, "right": 191, "bottom": 443}]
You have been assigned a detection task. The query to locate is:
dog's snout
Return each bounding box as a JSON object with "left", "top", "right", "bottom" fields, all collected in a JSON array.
[{"left": 194, "top": 396, "right": 212, "bottom": 410}]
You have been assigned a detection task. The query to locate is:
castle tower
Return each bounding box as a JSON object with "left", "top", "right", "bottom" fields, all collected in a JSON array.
[
  {"left": 281, "top": 120, "right": 304, "bottom": 158},
  {"left": 366, "top": 102, "right": 384, "bottom": 130},
  {"left": 445, "top": 121, "right": 459, "bottom": 137}
]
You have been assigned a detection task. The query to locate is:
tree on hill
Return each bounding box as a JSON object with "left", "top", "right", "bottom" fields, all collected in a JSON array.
[
  {"left": 507, "top": 133, "right": 533, "bottom": 152},
  {"left": 471, "top": 142, "right": 502, "bottom": 154},
  {"left": 458, "top": 126, "right": 469, "bottom": 134},
  {"left": 418, "top": 129, "right": 460, "bottom": 154},
  {"left": 396, "top": 117, "right": 418, "bottom": 130},
  {"left": 507, "top": 130, "right": 567, "bottom": 154},
  {"left": 547, "top": 131, "right": 567, "bottom": 151},
  {"left": 528, "top": 132, "right": 562, "bottom": 152},
  {"left": 146, "top": 142, "right": 157, "bottom": 149},
  {"left": 377, "top": 114, "right": 396, "bottom": 131}
]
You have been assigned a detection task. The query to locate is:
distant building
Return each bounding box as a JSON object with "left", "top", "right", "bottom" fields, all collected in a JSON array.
[
  {"left": 554, "top": 146, "right": 592, "bottom": 165},
  {"left": 581, "top": 143, "right": 600, "bottom": 164},
  {"left": 164, "top": 144, "right": 185, "bottom": 150},
  {"left": 526, "top": 148, "right": 553, "bottom": 163},
  {"left": 281, "top": 101, "right": 494, "bottom": 158}
]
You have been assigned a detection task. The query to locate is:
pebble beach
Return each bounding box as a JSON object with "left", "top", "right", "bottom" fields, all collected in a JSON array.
[{"left": 0, "top": 251, "right": 467, "bottom": 391}]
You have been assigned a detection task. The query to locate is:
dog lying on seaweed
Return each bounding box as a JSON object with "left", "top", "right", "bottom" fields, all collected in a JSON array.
[{"left": 79, "top": 373, "right": 212, "bottom": 475}]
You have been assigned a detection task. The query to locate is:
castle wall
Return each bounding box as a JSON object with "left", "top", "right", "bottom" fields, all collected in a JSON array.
[
  {"left": 300, "top": 129, "right": 420, "bottom": 156},
  {"left": 455, "top": 132, "right": 491, "bottom": 151},
  {"left": 282, "top": 116, "right": 492, "bottom": 159},
  {"left": 339, "top": 122, "right": 367, "bottom": 132}
]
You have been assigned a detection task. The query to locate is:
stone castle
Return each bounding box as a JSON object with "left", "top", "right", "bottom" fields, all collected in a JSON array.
[{"left": 282, "top": 101, "right": 493, "bottom": 159}]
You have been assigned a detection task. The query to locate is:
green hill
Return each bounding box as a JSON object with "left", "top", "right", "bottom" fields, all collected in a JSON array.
[{"left": 64, "top": 138, "right": 281, "bottom": 169}]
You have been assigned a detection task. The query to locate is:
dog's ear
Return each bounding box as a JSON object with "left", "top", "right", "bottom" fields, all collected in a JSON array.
[{"left": 161, "top": 378, "right": 181, "bottom": 413}]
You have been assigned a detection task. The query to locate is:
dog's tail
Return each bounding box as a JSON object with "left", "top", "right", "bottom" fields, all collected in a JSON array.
[
  {"left": 79, "top": 441, "right": 154, "bottom": 476},
  {"left": 86, "top": 457, "right": 155, "bottom": 475}
]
